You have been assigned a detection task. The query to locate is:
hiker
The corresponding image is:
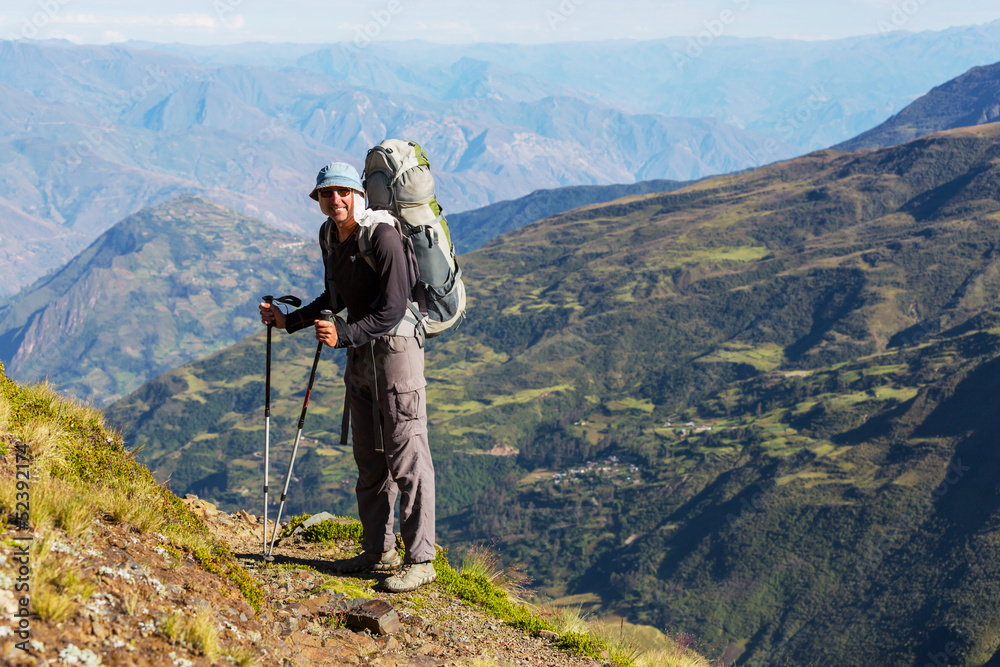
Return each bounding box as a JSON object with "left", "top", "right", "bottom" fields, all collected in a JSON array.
[{"left": 258, "top": 162, "right": 436, "bottom": 593}]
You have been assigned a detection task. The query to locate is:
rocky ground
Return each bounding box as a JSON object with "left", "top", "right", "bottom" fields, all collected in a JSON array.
[{"left": 1, "top": 495, "right": 604, "bottom": 666}]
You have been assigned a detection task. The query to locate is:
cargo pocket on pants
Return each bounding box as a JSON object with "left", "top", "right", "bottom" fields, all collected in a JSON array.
[{"left": 388, "top": 388, "right": 426, "bottom": 440}]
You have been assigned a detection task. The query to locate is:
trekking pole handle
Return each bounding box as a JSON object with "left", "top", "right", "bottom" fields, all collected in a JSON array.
[
  {"left": 319, "top": 309, "right": 333, "bottom": 322},
  {"left": 262, "top": 296, "right": 275, "bottom": 329}
]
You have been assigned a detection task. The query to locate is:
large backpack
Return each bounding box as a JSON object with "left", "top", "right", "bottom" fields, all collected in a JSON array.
[{"left": 361, "top": 139, "right": 466, "bottom": 338}]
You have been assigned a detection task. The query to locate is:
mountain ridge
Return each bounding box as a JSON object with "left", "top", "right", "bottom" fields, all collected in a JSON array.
[
  {"left": 836, "top": 60, "right": 1000, "bottom": 152},
  {"left": 0, "top": 195, "right": 322, "bottom": 405}
]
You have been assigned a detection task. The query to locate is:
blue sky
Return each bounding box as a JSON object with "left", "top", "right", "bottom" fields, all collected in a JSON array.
[{"left": 2, "top": 0, "right": 999, "bottom": 44}]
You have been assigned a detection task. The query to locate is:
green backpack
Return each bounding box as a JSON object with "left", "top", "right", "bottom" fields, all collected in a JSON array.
[{"left": 362, "top": 139, "right": 466, "bottom": 338}]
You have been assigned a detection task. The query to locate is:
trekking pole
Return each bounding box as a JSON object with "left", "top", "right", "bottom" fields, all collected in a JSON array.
[
  {"left": 262, "top": 295, "right": 274, "bottom": 560},
  {"left": 267, "top": 309, "right": 333, "bottom": 558},
  {"left": 259, "top": 295, "right": 300, "bottom": 561}
]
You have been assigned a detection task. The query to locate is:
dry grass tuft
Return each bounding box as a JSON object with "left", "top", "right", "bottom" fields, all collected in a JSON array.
[
  {"left": 459, "top": 544, "right": 530, "bottom": 603},
  {"left": 634, "top": 646, "right": 713, "bottom": 667},
  {"left": 164, "top": 522, "right": 212, "bottom": 554},
  {"left": 32, "top": 535, "right": 95, "bottom": 623},
  {"left": 95, "top": 478, "right": 166, "bottom": 533},
  {"left": 0, "top": 392, "right": 11, "bottom": 435},
  {"left": 28, "top": 475, "right": 94, "bottom": 537},
  {"left": 594, "top": 620, "right": 645, "bottom": 667},
  {"left": 160, "top": 610, "right": 184, "bottom": 644},
  {"left": 159, "top": 607, "right": 220, "bottom": 658},
  {"left": 460, "top": 657, "right": 505, "bottom": 667},
  {"left": 120, "top": 588, "right": 141, "bottom": 616},
  {"left": 17, "top": 419, "right": 72, "bottom": 471},
  {"left": 224, "top": 646, "right": 261, "bottom": 667},
  {"left": 186, "top": 606, "right": 221, "bottom": 659},
  {"left": 545, "top": 604, "right": 591, "bottom": 636}
]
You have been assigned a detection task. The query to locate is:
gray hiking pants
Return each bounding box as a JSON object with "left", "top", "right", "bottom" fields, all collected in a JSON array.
[{"left": 346, "top": 335, "right": 436, "bottom": 563}]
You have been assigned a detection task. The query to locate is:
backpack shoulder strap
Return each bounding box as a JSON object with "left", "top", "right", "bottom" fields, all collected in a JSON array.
[{"left": 351, "top": 224, "right": 379, "bottom": 273}]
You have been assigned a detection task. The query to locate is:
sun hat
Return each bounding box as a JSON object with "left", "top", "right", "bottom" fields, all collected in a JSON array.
[{"left": 309, "top": 162, "right": 364, "bottom": 201}]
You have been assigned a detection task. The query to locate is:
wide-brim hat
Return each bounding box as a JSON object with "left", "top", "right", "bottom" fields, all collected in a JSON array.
[{"left": 309, "top": 162, "right": 364, "bottom": 201}]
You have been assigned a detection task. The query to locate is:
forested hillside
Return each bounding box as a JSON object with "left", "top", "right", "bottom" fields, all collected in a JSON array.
[
  {"left": 0, "top": 196, "right": 321, "bottom": 404},
  {"left": 110, "top": 124, "right": 1000, "bottom": 665}
]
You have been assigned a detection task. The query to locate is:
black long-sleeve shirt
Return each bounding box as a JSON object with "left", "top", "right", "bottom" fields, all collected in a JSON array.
[{"left": 286, "top": 220, "right": 412, "bottom": 347}]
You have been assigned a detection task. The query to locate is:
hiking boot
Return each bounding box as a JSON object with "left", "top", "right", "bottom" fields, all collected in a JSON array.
[
  {"left": 330, "top": 550, "right": 402, "bottom": 574},
  {"left": 382, "top": 562, "right": 437, "bottom": 593}
]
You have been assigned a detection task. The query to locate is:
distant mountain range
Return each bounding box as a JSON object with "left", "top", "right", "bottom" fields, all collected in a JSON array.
[
  {"left": 0, "top": 39, "right": 795, "bottom": 297},
  {"left": 143, "top": 21, "right": 1000, "bottom": 149},
  {"left": 6, "top": 25, "right": 1000, "bottom": 297},
  {"left": 109, "top": 123, "right": 1000, "bottom": 665},
  {"left": 837, "top": 60, "right": 1000, "bottom": 151}
]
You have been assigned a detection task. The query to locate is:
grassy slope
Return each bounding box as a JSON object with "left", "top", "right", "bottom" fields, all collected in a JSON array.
[
  {"left": 0, "top": 361, "right": 266, "bottom": 617},
  {"left": 110, "top": 124, "right": 1000, "bottom": 665},
  {"left": 447, "top": 178, "right": 691, "bottom": 253}
]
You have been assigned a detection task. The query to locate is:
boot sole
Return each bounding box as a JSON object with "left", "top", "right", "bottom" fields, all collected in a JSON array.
[{"left": 383, "top": 573, "right": 437, "bottom": 593}]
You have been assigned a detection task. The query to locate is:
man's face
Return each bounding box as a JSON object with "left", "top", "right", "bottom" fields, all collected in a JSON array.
[{"left": 318, "top": 187, "right": 356, "bottom": 224}]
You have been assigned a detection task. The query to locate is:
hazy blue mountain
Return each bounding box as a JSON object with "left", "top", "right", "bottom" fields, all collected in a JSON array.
[
  {"left": 836, "top": 61, "right": 1000, "bottom": 152},
  {"left": 7, "top": 26, "right": 1000, "bottom": 297},
  {"left": 293, "top": 22, "right": 1000, "bottom": 149},
  {"left": 0, "top": 39, "right": 795, "bottom": 297},
  {"left": 122, "top": 41, "right": 326, "bottom": 68}
]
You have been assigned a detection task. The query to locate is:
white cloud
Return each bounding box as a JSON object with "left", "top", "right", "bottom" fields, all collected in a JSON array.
[
  {"left": 168, "top": 14, "right": 217, "bottom": 28},
  {"left": 102, "top": 30, "right": 127, "bottom": 42},
  {"left": 56, "top": 14, "right": 101, "bottom": 25},
  {"left": 52, "top": 13, "right": 220, "bottom": 29}
]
